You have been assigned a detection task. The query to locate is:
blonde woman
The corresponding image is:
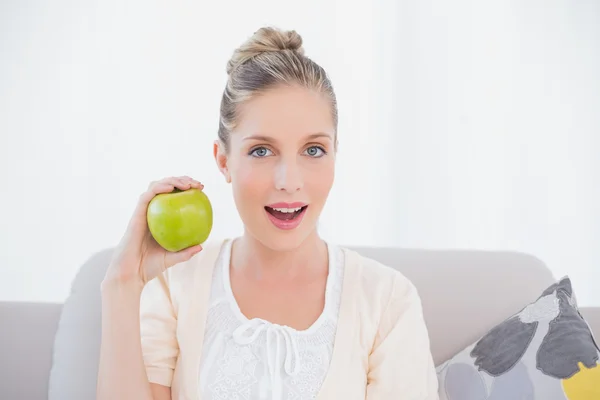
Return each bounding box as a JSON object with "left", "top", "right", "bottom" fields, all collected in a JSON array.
[{"left": 97, "top": 26, "right": 439, "bottom": 400}]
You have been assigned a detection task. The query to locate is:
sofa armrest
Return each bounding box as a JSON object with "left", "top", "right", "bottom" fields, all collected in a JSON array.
[{"left": 0, "top": 301, "right": 63, "bottom": 400}]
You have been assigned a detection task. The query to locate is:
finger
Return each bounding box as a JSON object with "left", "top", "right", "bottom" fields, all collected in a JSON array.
[
  {"left": 190, "top": 180, "right": 204, "bottom": 189},
  {"left": 164, "top": 244, "right": 203, "bottom": 267},
  {"left": 159, "top": 177, "right": 191, "bottom": 191},
  {"left": 147, "top": 178, "right": 177, "bottom": 192},
  {"left": 179, "top": 176, "right": 204, "bottom": 190}
]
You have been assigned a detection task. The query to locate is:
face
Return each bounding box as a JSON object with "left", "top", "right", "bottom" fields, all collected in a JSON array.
[{"left": 214, "top": 84, "right": 336, "bottom": 251}]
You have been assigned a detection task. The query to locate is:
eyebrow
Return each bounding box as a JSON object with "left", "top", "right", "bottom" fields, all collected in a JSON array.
[{"left": 243, "top": 133, "right": 333, "bottom": 142}]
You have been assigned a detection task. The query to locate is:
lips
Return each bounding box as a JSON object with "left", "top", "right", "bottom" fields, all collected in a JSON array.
[
  {"left": 264, "top": 202, "right": 309, "bottom": 230},
  {"left": 266, "top": 202, "right": 308, "bottom": 209}
]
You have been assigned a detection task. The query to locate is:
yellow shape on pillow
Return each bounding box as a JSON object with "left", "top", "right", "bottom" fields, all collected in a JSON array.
[{"left": 562, "top": 362, "right": 600, "bottom": 399}]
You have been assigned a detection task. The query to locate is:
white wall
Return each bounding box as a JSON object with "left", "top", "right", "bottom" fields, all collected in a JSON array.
[
  {"left": 373, "top": 0, "right": 600, "bottom": 305},
  {"left": 1, "top": 0, "right": 598, "bottom": 305}
]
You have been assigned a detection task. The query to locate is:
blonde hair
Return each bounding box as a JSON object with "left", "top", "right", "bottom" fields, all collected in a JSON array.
[{"left": 218, "top": 27, "right": 338, "bottom": 151}]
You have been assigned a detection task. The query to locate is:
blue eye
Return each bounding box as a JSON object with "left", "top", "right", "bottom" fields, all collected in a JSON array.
[
  {"left": 304, "top": 146, "right": 326, "bottom": 157},
  {"left": 249, "top": 147, "right": 273, "bottom": 158}
]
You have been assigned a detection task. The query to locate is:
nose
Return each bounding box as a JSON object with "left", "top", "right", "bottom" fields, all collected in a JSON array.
[{"left": 274, "top": 157, "right": 303, "bottom": 193}]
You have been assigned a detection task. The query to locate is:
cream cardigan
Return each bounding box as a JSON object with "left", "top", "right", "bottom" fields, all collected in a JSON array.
[{"left": 139, "top": 239, "right": 440, "bottom": 400}]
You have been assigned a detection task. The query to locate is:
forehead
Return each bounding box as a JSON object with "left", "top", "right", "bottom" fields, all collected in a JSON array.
[{"left": 234, "top": 85, "right": 335, "bottom": 141}]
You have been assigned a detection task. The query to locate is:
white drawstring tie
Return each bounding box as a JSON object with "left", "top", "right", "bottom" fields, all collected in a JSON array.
[{"left": 232, "top": 319, "right": 301, "bottom": 399}]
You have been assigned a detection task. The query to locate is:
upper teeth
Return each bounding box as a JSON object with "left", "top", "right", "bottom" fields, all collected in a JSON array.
[{"left": 271, "top": 207, "right": 302, "bottom": 213}]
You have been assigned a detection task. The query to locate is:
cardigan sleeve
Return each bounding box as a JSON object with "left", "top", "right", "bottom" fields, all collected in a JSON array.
[
  {"left": 139, "top": 273, "right": 179, "bottom": 387},
  {"left": 366, "top": 273, "right": 439, "bottom": 399}
]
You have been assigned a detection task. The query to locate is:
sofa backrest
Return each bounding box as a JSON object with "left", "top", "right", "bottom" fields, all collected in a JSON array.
[{"left": 2, "top": 243, "right": 599, "bottom": 400}]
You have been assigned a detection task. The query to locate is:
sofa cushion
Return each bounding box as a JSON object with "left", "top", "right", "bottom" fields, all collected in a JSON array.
[
  {"left": 47, "top": 249, "right": 113, "bottom": 400},
  {"left": 436, "top": 276, "right": 600, "bottom": 400}
]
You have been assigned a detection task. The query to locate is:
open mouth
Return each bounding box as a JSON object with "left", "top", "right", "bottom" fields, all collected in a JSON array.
[{"left": 264, "top": 205, "right": 308, "bottom": 221}]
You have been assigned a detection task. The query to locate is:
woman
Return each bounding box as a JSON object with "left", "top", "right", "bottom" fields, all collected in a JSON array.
[{"left": 97, "top": 26, "right": 439, "bottom": 400}]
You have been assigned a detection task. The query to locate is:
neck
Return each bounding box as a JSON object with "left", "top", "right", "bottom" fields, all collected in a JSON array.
[{"left": 232, "top": 230, "right": 328, "bottom": 281}]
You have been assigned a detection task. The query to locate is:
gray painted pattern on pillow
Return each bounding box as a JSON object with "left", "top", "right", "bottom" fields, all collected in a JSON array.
[
  {"left": 536, "top": 290, "right": 600, "bottom": 379},
  {"left": 470, "top": 317, "right": 538, "bottom": 376},
  {"left": 539, "top": 277, "right": 573, "bottom": 299}
]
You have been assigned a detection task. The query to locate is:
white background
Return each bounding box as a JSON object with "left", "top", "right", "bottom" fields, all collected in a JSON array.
[{"left": 1, "top": 0, "right": 599, "bottom": 305}]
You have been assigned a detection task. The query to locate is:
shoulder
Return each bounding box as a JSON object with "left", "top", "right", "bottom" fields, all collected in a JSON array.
[
  {"left": 340, "top": 247, "right": 423, "bottom": 324},
  {"left": 342, "top": 247, "right": 419, "bottom": 301}
]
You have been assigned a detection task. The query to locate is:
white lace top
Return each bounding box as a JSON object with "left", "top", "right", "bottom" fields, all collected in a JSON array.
[{"left": 197, "top": 239, "right": 345, "bottom": 400}]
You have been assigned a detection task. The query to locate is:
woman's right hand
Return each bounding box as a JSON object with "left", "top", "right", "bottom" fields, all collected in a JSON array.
[{"left": 102, "top": 176, "right": 204, "bottom": 290}]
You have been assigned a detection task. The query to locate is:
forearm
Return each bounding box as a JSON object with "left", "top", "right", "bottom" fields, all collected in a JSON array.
[{"left": 97, "top": 280, "right": 154, "bottom": 400}]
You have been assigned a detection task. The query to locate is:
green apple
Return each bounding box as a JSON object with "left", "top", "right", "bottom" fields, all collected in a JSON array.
[{"left": 147, "top": 188, "right": 213, "bottom": 252}]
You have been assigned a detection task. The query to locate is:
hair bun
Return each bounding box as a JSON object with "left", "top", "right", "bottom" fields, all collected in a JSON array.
[{"left": 226, "top": 27, "right": 304, "bottom": 75}]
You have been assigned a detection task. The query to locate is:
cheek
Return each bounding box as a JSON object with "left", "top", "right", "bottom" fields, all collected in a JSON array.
[
  {"left": 231, "top": 159, "right": 271, "bottom": 202},
  {"left": 307, "top": 159, "right": 335, "bottom": 197}
]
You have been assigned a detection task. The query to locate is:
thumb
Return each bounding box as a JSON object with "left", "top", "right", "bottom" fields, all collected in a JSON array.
[{"left": 164, "top": 244, "right": 203, "bottom": 268}]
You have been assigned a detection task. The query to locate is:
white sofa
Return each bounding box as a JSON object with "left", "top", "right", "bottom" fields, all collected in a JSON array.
[{"left": 1, "top": 244, "right": 599, "bottom": 399}]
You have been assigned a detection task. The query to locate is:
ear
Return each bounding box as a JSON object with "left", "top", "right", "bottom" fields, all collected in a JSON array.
[{"left": 213, "top": 140, "right": 231, "bottom": 183}]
